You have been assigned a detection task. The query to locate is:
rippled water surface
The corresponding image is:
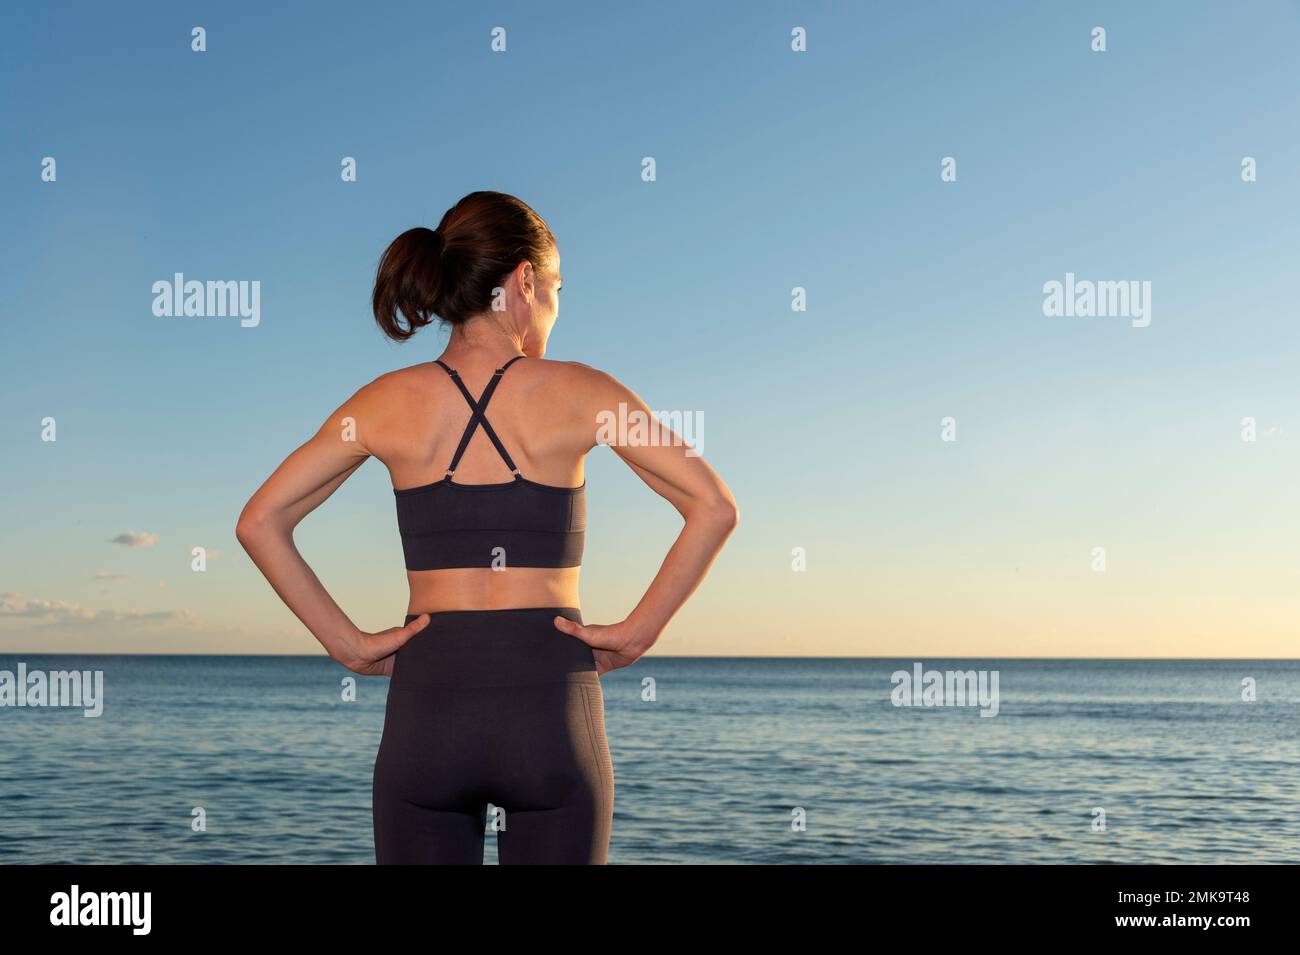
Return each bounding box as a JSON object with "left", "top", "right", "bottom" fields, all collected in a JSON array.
[{"left": 2, "top": 655, "right": 1297, "bottom": 863}]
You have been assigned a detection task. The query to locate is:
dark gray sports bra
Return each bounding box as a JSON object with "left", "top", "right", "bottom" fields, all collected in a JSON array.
[{"left": 393, "top": 356, "right": 586, "bottom": 571}]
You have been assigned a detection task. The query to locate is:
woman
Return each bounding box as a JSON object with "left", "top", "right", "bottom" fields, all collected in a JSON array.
[{"left": 235, "top": 190, "right": 739, "bottom": 864}]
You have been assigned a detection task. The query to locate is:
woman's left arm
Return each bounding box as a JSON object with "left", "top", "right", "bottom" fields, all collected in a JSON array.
[{"left": 235, "top": 379, "right": 427, "bottom": 675}]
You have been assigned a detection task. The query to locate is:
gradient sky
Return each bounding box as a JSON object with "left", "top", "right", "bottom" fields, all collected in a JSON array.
[{"left": 3, "top": 0, "right": 1299, "bottom": 657}]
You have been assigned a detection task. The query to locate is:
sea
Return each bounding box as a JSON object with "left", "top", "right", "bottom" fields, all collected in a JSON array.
[{"left": 2, "top": 656, "right": 1297, "bottom": 864}]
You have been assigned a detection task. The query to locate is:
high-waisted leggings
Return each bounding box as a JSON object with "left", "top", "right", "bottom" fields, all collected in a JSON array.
[{"left": 372, "top": 607, "right": 614, "bottom": 864}]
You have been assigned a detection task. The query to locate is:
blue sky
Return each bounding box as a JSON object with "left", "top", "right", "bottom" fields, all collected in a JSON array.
[{"left": 3, "top": 0, "right": 1299, "bottom": 656}]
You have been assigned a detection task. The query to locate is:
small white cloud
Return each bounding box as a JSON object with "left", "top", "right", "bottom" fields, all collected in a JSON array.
[{"left": 109, "top": 532, "right": 158, "bottom": 548}]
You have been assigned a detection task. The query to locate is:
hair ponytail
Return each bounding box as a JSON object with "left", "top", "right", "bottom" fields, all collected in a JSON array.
[
  {"left": 372, "top": 226, "right": 445, "bottom": 342},
  {"left": 371, "top": 191, "right": 556, "bottom": 343}
]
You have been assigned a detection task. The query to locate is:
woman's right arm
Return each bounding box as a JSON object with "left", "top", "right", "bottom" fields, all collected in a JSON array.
[{"left": 551, "top": 367, "right": 739, "bottom": 674}]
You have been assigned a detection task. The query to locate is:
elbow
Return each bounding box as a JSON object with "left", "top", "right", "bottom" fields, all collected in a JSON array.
[
  {"left": 702, "top": 496, "right": 739, "bottom": 533},
  {"left": 235, "top": 506, "right": 272, "bottom": 548}
]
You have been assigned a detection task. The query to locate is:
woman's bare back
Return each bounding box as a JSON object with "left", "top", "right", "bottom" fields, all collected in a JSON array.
[{"left": 366, "top": 355, "right": 599, "bottom": 614}]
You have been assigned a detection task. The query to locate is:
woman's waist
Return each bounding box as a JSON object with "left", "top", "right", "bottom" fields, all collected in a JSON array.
[
  {"left": 406, "top": 566, "right": 579, "bottom": 616},
  {"left": 391, "top": 606, "right": 596, "bottom": 689},
  {"left": 402, "top": 606, "right": 581, "bottom": 627}
]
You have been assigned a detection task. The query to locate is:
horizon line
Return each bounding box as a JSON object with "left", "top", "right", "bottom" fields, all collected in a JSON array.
[{"left": 1, "top": 652, "right": 1298, "bottom": 662}]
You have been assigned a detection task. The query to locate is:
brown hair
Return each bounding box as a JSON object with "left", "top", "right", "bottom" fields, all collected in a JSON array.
[{"left": 372, "top": 190, "right": 556, "bottom": 341}]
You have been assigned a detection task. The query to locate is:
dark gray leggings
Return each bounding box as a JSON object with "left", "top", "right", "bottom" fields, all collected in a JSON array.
[{"left": 372, "top": 608, "right": 613, "bottom": 864}]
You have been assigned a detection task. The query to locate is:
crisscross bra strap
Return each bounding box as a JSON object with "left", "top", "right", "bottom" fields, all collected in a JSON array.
[{"left": 433, "top": 355, "right": 526, "bottom": 479}]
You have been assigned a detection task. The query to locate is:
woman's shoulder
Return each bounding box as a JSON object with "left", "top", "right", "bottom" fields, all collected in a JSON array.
[
  {"left": 536, "top": 358, "right": 622, "bottom": 389},
  {"left": 528, "top": 359, "right": 636, "bottom": 410},
  {"left": 329, "top": 363, "right": 442, "bottom": 432},
  {"left": 353, "top": 357, "right": 628, "bottom": 408},
  {"left": 356, "top": 361, "right": 437, "bottom": 401}
]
